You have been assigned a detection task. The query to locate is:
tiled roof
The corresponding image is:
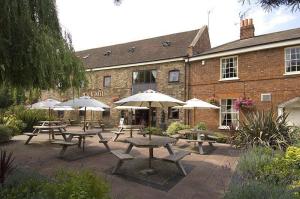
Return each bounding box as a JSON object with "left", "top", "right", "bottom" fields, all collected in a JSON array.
[
  {"left": 198, "top": 27, "right": 300, "bottom": 56},
  {"left": 76, "top": 27, "right": 207, "bottom": 69}
]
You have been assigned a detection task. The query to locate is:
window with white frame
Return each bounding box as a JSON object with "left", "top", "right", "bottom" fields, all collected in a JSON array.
[
  {"left": 220, "top": 99, "right": 239, "bottom": 128},
  {"left": 221, "top": 56, "right": 238, "bottom": 79},
  {"left": 168, "top": 70, "right": 180, "bottom": 82},
  {"left": 285, "top": 47, "right": 300, "bottom": 74}
]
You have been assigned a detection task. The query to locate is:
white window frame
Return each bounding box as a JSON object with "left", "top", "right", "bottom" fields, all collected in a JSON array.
[
  {"left": 219, "top": 56, "right": 239, "bottom": 81},
  {"left": 284, "top": 46, "right": 300, "bottom": 75},
  {"left": 219, "top": 99, "right": 239, "bottom": 129}
]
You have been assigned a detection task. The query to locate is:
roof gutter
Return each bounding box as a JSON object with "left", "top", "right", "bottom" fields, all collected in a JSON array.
[
  {"left": 85, "top": 57, "right": 185, "bottom": 72},
  {"left": 186, "top": 38, "right": 300, "bottom": 62}
]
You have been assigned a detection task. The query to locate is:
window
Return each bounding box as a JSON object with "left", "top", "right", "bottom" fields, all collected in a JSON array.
[
  {"left": 285, "top": 47, "right": 300, "bottom": 74},
  {"left": 220, "top": 99, "right": 239, "bottom": 128},
  {"left": 221, "top": 56, "right": 238, "bottom": 79},
  {"left": 132, "top": 70, "right": 157, "bottom": 84},
  {"left": 169, "top": 70, "right": 180, "bottom": 82},
  {"left": 102, "top": 109, "right": 110, "bottom": 117},
  {"left": 57, "top": 111, "right": 64, "bottom": 118},
  {"left": 103, "top": 76, "right": 111, "bottom": 87},
  {"left": 168, "top": 107, "right": 179, "bottom": 119}
]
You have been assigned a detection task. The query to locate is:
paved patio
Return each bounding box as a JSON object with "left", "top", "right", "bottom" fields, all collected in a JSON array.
[{"left": 4, "top": 128, "right": 239, "bottom": 199}]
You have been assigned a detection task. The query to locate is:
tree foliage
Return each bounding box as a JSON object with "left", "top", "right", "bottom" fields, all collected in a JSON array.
[
  {"left": 0, "top": 0, "right": 86, "bottom": 91},
  {"left": 242, "top": 0, "right": 300, "bottom": 11}
]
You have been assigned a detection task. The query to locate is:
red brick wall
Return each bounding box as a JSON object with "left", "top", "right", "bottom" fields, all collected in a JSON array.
[{"left": 188, "top": 46, "right": 300, "bottom": 130}]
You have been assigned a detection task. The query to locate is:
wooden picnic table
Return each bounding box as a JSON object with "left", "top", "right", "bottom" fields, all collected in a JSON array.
[
  {"left": 111, "top": 136, "right": 190, "bottom": 175},
  {"left": 24, "top": 124, "right": 67, "bottom": 144},
  {"left": 125, "top": 136, "right": 176, "bottom": 168},
  {"left": 62, "top": 130, "right": 110, "bottom": 152},
  {"left": 81, "top": 120, "right": 105, "bottom": 131},
  {"left": 179, "top": 129, "right": 216, "bottom": 154},
  {"left": 113, "top": 125, "right": 145, "bottom": 141}
]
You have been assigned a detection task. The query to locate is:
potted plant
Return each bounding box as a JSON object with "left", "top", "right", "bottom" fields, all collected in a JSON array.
[
  {"left": 207, "top": 96, "right": 219, "bottom": 106},
  {"left": 234, "top": 98, "right": 254, "bottom": 111}
]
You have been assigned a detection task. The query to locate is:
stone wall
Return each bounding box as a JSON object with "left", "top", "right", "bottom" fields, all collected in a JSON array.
[{"left": 42, "top": 60, "right": 187, "bottom": 127}]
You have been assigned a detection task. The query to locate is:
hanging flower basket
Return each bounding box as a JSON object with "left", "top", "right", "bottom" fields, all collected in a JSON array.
[
  {"left": 234, "top": 98, "right": 254, "bottom": 111},
  {"left": 207, "top": 97, "right": 219, "bottom": 106}
]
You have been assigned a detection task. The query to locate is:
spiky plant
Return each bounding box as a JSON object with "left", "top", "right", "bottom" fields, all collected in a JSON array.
[
  {"left": 233, "top": 110, "right": 297, "bottom": 151},
  {"left": 0, "top": 149, "right": 15, "bottom": 185}
]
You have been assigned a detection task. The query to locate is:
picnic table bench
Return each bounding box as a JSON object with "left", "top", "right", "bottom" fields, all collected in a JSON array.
[
  {"left": 111, "top": 150, "right": 135, "bottom": 174},
  {"left": 23, "top": 124, "right": 67, "bottom": 145},
  {"left": 162, "top": 150, "right": 190, "bottom": 176},
  {"left": 51, "top": 140, "right": 78, "bottom": 157}
]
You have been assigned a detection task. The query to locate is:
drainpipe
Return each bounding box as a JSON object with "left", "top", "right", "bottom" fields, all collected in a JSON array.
[{"left": 185, "top": 55, "right": 191, "bottom": 125}]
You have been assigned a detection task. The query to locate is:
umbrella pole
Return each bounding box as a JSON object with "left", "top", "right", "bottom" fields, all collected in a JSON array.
[
  {"left": 148, "top": 102, "right": 152, "bottom": 140},
  {"left": 48, "top": 108, "right": 51, "bottom": 120},
  {"left": 194, "top": 107, "right": 196, "bottom": 127},
  {"left": 84, "top": 107, "right": 87, "bottom": 132}
]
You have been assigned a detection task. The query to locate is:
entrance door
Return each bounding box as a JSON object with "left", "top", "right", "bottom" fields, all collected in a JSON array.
[{"left": 134, "top": 108, "right": 156, "bottom": 127}]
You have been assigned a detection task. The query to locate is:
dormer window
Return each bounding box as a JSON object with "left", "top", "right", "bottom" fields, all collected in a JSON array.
[
  {"left": 162, "top": 41, "right": 171, "bottom": 47},
  {"left": 104, "top": 50, "right": 112, "bottom": 56}
]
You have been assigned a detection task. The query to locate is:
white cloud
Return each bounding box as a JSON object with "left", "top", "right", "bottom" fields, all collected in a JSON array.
[{"left": 56, "top": 0, "right": 300, "bottom": 51}]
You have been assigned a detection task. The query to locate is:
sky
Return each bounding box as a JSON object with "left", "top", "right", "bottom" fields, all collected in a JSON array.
[{"left": 56, "top": 0, "right": 300, "bottom": 51}]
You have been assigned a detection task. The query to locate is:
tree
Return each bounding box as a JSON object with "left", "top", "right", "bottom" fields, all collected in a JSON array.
[
  {"left": 242, "top": 0, "right": 300, "bottom": 11},
  {"left": 0, "top": 0, "right": 86, "bottom": 91}
]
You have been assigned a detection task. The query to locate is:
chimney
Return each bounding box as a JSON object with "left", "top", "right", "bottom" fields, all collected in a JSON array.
[{"left": 240, "top": 18, "right": 255, "bottom": 40}]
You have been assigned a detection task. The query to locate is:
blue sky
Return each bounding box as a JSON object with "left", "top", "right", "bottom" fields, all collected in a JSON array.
[{"left": 56, "top": 0, "right": 300, "bottom": 51}]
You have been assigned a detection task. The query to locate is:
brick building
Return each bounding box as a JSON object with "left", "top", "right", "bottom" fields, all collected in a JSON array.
[
  {"left": 71, "top": 26, "right": 211, "bottom": 127},
  {"left": 187, "top": 19, "right": 300, "bottom": 130}
]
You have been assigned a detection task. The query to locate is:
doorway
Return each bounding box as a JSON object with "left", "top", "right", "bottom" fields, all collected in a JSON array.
[{"left": 134, "top": 108, "right": 157, "bottom": 127}]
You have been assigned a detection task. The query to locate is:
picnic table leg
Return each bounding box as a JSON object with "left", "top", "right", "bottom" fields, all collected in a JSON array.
[
  {"left": 97, "top": 133, "right": 110, "bottom": 151},
  {"left": 198, "top": 142, "right": 204, "bottom": 155},
  {"left": 82, "top": 136, "right": 86, "bottom": 152},
  {"left": 78, "top": 137, "right": 82, "bottom": 148},
  {"left": 125, "top": 143, "right": 133, "bottom": 154},
  {"left": 209, "top": 142, "right": 214, "bottom": 147},
  {"left": 165, "top": 143, "right": 175, "bottom": 155},
  {"left": 59, "top": 145, "right": 68, "bottom": 157},
  {"left": 149, "top": 148, "right": 154, "bottom": 168},
  {"left": 176, "top": 161, "right": 187, "bottom": 176},
  {"left": 25, "top": 136, "right": 34, "bottom": 145},
  {"left": 51, "top": 129, "right": 55, "bottom": 140}
]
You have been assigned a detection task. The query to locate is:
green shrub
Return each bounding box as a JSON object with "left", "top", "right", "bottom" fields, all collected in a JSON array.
[
  {"left": 194, "top": 122, "right": 207, "bottom": 130},
  {"left": 43, "top": 170, "right": 110, "bottom": 199},
  {"left": 0, "top": 125, "right": 13, "bottom": 143},
  {"left": 0, "top": 169, "right": 110, "bottom": 199},
  {"left": 236, "top": 147, "right": 274, "bottom": 180},
  {"left": 166, "top": 122, "right": 189, "bottom": 135},
  {"left": 224, "top": 180, "right": 294, "bottom": 199},
  {"left": 145, "top": 127, "right": 164, "bottom": 136},
  {"left": 233, "top": 110, "right": 297, "bottom": 150},
  {"left": 259, "top": 146, "right": 300, "bottom": 186},
  {"left": 2, "top": 115, "right": 25, "bottom": 136},
  {"left": 5, "top": 106, "right": 49, "bottom": 132}
]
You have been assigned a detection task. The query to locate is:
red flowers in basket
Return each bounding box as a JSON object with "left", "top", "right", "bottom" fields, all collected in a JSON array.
[{"left": 234, "top": 98, "right": 254, "bottom": 111}]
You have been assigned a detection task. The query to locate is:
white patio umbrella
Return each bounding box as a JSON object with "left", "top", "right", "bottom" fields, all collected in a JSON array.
[
  {"left": 30, "top": 98, "right": 61, "bottom": 118},
  {"left": 57, "top": 96, "right": 109, "bottom": 131},
  {"left": 53, "top": 106, "right": 74, "bottom": 111},
  {"left": 173, "top": 98, "right": 219, "bottom": 126},
  {"left": 115, "top": 89, "right": 185, "bottom": 140}
]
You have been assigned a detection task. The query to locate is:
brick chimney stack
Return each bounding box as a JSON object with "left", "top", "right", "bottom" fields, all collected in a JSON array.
[{"left": 240, "top": 18, "right": 255, "bottom": 40}]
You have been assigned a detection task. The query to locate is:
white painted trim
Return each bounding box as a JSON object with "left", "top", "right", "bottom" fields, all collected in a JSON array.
[
  {"left": 85, "top": 57, "right": 185, "bottom": 72},
  {"left": 187, "top": 39, "right": 300, "bottom": 62},
  {"left": 284, "top": 46, "right": 300, "bottom": 74}
]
